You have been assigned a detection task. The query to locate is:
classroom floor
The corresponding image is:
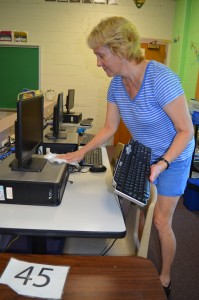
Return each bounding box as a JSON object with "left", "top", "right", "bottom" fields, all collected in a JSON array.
[{"left": 148, "top": 194, "right": 199, "bottom": 300}]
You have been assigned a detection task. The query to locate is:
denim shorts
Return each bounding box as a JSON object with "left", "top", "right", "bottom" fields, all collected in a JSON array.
[{"left": 153, "top": 156, "right": 192, "bottom": 197}]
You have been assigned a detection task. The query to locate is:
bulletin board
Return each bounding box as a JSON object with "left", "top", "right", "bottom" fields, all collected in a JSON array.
[{"left": 0, "top": 45, "right": 39, "bottom": 109}]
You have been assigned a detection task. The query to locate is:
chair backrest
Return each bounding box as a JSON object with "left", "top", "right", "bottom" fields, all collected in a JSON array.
[
  {"left": 136, "top": 183, "right": 157, "bottom": 258},
  {"left": 110, "top": 142, "right": 124, "bottom": 173},
  {"left": 108, "top": 183, "right": 157, "bottom": 257},
  {"left": 110, "top": 142, "right": 157, "bottom": 257}
]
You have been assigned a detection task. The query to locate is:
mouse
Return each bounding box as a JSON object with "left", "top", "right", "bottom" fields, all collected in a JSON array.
[{"left": 89, "top": 165, "right": 107, "bottom": 173}]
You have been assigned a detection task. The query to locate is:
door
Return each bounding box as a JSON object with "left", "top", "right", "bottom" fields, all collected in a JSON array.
[
  {"left": 195, "top": 71, "right": 199, "bottom": 101},
  {"left": 113, "top": 42, "right": 167, "bottom": 145}
]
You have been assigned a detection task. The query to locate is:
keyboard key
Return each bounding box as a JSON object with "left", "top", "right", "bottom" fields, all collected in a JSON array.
[
  {"left": 79, "top": 133, "right": 95, "bottom": 145},
  {"left": 80, "top": 147, "right": 102, "bottom": 166}
]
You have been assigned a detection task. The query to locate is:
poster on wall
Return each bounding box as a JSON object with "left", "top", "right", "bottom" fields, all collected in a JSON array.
[
  {"left": 0, "top": 31, "right": 12, "bottom": 42},
  {"left": 14, "top": 31, "right": 28, "bottom": 42}
]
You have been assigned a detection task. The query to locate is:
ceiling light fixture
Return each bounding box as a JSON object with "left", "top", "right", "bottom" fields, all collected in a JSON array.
[{"left": 133, "top": 0, "right": 146, "bottom": 9}]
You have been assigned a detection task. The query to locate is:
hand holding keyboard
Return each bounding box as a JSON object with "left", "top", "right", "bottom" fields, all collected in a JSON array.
[{"left": 113, "top": 139, "right": 151, "bottom": 207}]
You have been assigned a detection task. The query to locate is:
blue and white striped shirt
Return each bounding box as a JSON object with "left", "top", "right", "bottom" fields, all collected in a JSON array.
[{"left": 107, "top": 60, "right": 195, "bottom": 162}]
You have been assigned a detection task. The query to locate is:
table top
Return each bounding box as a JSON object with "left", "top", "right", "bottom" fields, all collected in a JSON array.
[
  {"left": 43, "top": 125, "right": 78, "bottom": 145},
  {"left": 0, "top": 253, "right": 166, "bottom": 300},
  {"left": 0, "top": 148, "right": 126, "bottom": 238},
  {"left": 62, "top": 121, "right": 92, "bottom": 129}
]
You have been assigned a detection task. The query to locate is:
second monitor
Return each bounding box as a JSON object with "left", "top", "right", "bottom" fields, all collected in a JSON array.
[
  {"left": 45, "top": 92, "right": 67, "bottom": 140},
  {"left": 63, "top": 89, "right": 82, "bottom": 124}
]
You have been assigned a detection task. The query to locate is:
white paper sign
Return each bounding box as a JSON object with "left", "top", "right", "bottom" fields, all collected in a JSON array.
[{"left": 0, "top": 258, "right": 70, "bottom": 299}]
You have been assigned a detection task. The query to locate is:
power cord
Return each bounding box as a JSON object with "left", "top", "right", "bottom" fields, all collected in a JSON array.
[
  {"left": 0, "top": 235, "right": 21, "bottom": 253},
  {"left": 0, "top": 146, "right": 15, "bottom": 161},
  {"left": 100, "top": 239, "right": 117, "bottom": 256}
]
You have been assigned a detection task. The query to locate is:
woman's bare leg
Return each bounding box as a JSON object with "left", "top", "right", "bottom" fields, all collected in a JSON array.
[{"left": 153, "top": 195, "right": 179, "bottom": 287}]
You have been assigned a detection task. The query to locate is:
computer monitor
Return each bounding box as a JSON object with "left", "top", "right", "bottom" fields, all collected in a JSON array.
[
  {"left": 10, "top": 95, "right": 46, "bottom": 172},
  {"left": 66, "top": 89, "right": 75, "bottom": 113},
  {"left": 45, "top": 92, "right": 67, "bottom": 140}
]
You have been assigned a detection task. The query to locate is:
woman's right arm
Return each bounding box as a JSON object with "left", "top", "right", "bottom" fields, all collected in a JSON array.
[{"left": 58, "top": 102, "right": 121, "bottom": 163}]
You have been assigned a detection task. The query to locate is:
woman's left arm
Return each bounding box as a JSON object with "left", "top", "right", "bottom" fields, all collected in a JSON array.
[{"left": 150, "top": 94, "right": 194, "bottom": 181}]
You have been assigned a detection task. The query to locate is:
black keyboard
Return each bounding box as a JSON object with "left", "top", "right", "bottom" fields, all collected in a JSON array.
[
  {"left": 113, "top": 139, "right": 151, "bottom": 207},
  {"left": 79, "top": 133, "right": 95, "bottom": 145},
  {"left": 81, "top": 147, "right": 102, "bottom": 166}
]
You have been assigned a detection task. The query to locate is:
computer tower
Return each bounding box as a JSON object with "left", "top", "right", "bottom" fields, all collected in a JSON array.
[
  {"left": 41, "top": 141, "right": 78, "bottom": 155},
  {"left": 63, "top": 112, "right": 82, "bottom": 124},
  {"left": 0, "top": 154, "right": 69, "bottom": 206}
]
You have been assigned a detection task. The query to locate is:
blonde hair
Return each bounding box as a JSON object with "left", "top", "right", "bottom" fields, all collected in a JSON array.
[{"left": 87, "top": 16, "right": 144, "bottom": 63}]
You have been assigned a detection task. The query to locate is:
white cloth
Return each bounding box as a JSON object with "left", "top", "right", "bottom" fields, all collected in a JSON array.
[{"left": 44, "top": 152, "right": 79, "bottom": 166}]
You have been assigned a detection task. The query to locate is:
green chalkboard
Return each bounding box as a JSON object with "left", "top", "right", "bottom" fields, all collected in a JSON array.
[{"left": 0, "top": 45, "right": 39, "bottom": 109}]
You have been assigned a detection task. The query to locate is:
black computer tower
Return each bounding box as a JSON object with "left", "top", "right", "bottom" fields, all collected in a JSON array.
[
  {"left": 63, "top": 112, "right": 82, "bottom": 124},
  {"left": 0, "top": 154, "right": 69, "bottom": 206}
]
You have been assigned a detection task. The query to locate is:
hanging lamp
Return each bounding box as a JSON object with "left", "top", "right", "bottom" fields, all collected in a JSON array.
[{"left": 133, "top": 0, "right": 146, "bottom": 9}]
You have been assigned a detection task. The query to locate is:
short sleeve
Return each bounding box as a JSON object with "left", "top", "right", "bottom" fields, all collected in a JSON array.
[
  {"left": 154, "top": 67, "right": 184, "bottom": 107},
  {"left": 107, "top": 78, "right": 117, "bottom": 103}
]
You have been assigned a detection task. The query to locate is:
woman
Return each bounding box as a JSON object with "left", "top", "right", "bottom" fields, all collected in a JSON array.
[{"left": 59, "top": 16, "right": 194, "bottom": 296}]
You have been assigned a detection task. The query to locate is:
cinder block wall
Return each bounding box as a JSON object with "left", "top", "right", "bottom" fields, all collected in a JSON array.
[{"left": 0, "top": 0, "right": 175, "bottom": 135}]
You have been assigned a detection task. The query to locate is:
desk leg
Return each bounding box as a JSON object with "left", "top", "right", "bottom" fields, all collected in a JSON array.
[{"left": 30, "top": 236, "right": 47, "bottom": 254}]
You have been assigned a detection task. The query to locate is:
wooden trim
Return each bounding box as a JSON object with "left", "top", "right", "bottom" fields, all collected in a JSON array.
[{"left": 195, "top": 71, "right": 199, "bottom": 101}]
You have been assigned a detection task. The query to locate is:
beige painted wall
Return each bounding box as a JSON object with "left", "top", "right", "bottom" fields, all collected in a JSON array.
[{"left": 0, "top": 0, "right": 176, "bottom": 136}]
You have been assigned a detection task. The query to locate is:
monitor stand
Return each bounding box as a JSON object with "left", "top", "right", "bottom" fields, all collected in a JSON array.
[
  {"left": 44, "top": 131, "right": 67, "bottom": 140},
  {"left": 10, "top": 157, "right": 47, "bottom": 172},
  {"left": 60, "top": 124, "right": 67, "bottom": 131}
]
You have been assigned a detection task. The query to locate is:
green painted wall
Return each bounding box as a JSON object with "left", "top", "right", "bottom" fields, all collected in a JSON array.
[
  {"left": 170, "top": 0, "right": 199, "bottom": 100},
  {"left": 169, "top": 0, "right": 187, "bottom": 75}
]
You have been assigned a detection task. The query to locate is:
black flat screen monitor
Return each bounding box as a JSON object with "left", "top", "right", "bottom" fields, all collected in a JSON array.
[
  {"left": 66, "top": 89, "right": 75, "bottom": 113},
  {"left": 45, "top": 92, "right": 66, "bottom": 140},
  {"left": 10, "top": 95, "right": 46, "bottom": 172}
]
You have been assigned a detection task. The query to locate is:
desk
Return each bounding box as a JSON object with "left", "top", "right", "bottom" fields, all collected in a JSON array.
[
  {"left": 0, "top": 253, "right": 166, "bottom": 300},
  {"left": 62, "top": 121, "right": 92, "bottom": 130},
  {"left": 0, "top": 148, "right": 125, "bottom": 247}
]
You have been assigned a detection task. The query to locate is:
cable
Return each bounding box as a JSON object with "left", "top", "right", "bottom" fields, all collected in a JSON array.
[
  {"left": 0, "top": 147, "right": 9, "bottom": 153},
  {"left": 99, "top": 197, "right": 124, "bottom": 256},
  {"left": 68, "top": 165, "right": 83, "bottom": 174},
  {"left": 101, "top": 238, "right": 117, "bottom": 256},
  {"left": 44, "top": 113, "right": 53, "bottom": 122},
  {"left": 0, "top": 235, "right": 21, "bottom": 253},
  {"left": 79, "top": 167, "right": 90, "bottom": 173},
  {"left": 0, "top": 146, "right": 15, "bottom": 161},
  {"left": 8, "top": 135, "right": 15, "bottom": 144}
]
